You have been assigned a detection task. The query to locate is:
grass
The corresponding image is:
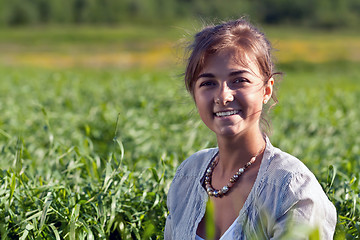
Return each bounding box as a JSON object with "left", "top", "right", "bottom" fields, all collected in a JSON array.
[{"left": 0, "top": 24, "right": 359, "bottom": 239}]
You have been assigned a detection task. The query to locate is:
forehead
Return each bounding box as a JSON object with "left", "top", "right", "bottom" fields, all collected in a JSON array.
[{"left": 200, "top": 49, "right": 261, "bottom": 77}]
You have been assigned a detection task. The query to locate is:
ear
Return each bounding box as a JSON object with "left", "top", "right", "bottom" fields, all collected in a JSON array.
[{"left": 263, "top": 77, "right": 274, "bottom": 104}]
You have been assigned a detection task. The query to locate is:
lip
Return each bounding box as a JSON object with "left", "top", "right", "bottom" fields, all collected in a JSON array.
[{"left": 214, "top": 109, "right": 241, "bottom": 117}]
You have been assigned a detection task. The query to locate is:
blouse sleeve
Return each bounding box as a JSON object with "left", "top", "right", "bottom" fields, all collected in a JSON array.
[
  {"left": 164, "top": 214, "right": 172, "bottom": 240},
  {"left": 267, "top": 172, "right": 337, "bottom": 240}
]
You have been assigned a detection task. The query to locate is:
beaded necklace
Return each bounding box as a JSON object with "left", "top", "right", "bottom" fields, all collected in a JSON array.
[{"left": 205, "top": 146, "right": 265, "bottom": 198}]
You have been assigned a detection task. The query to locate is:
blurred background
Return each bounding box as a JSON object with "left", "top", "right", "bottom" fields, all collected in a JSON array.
[
  {"left": 1, "top": 0, "right": 360, "bottom": 27},
  {"left": 0, "top": 0, "right": 359, "bottom": 69}
]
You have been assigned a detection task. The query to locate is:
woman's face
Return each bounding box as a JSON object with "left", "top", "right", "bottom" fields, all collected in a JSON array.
[{"left": 193, "top": 49, "right": 273, "bottom": 138}]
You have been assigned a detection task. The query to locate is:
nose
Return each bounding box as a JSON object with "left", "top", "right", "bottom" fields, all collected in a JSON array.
[{"left": 214, "top": 83, "right": 234, "bottom": 105}]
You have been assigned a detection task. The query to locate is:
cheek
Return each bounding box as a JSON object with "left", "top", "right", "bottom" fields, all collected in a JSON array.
[
  {"left": 243, "top": 86, "right": 264, "bottom": 101},
  {"left": 194, "top": 91, "right": 209, "bottom": 108},
  {"left": 240, "top": 93, "right": 263, "bottom": 112},
  {"left": 195, "top": 98, "right": 208, "bottom": 115},
  {"left": 195, "top": 97, "right": 212, "bottom": 120},
  {"left": 249, "top": 98, "right": 264, "bottom": 113}
]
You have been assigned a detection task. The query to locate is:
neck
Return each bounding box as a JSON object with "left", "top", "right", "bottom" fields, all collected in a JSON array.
[{"left": 216, "top": 129, "right": 266, "bottom": 173}]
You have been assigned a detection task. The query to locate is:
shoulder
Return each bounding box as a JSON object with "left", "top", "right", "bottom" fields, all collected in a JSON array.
[
  {"left": 255, "top": 139, "right": 332, "bottom": 212},
  {"left": 263, "top": 146, "right": 319, "bottom": 189},
  {"left": 174, "top": 148, "right": 218, "bottom": 178},
  {"left": 251, "top": 143, "right": 336, "bottom": 238},
  {"left": 167, "top": 148, "right": 217, "bottom": 202},
  {"left": 255, "top": 143, "right": 337, "bottom": 230},
  {"left": 258, "top": 137, "right": 316, "bottom": 188},
  {"left": 166, "top": 148, "right": 217, "bottom": 218}
]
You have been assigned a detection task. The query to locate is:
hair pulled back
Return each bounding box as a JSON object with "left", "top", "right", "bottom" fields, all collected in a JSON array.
[{"left": 185, "top": 18, "right": 277, "bottom": 99}]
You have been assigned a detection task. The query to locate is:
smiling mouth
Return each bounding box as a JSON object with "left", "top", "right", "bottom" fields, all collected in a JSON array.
[{"left": 215, "top": 110, "right": 240, "bottom": 117}]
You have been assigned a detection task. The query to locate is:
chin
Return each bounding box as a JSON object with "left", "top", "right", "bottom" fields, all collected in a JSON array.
[{"left": 217, "top": 128, "right": 243, "bottom": 137}]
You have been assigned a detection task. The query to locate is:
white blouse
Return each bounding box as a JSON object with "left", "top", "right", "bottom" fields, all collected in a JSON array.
[{"left": 195, "top": 216, "right": 240, "bottom": 240}]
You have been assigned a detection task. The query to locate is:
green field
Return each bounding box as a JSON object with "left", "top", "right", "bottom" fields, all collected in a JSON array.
[{"left": 0, "top": 24, "right": 359, "bottom": 239}]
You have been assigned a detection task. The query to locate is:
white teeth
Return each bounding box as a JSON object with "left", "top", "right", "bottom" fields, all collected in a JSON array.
[{"left": 215, "top": 110, "right": 240, "bottom": 117}]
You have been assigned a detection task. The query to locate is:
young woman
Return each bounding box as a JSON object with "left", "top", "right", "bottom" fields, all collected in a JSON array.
[{"left": 164, "top": 18, "right": 337, "bottom": 240}]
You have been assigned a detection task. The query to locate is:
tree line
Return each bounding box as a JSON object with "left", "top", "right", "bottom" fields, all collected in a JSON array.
[{"left": 0, "top": 0, "right": 359, "bottom": 28}]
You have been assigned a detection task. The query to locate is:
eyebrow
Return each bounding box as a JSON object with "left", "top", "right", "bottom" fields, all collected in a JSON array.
[
  {"left": 197, "top": 70, "right": 249, "bottom": 79},
  {"left": 229, "top": 70, "right": 249, "bottom": 76},
  {"left": 197, "top": 73, "right": 215, "bottom": 79}
]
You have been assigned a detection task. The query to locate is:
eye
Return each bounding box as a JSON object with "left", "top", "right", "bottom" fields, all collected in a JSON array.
[
  {"left": 233, "top": 77, "right": 249, "bottom": 84},
  {"left": 199, "top": 80, "right": 216, "bottom": 87}
]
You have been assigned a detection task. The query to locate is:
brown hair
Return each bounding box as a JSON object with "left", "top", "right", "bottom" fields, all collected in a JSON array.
[{"left": 184, "top": 17, "right": 280, "bottom": 132}]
